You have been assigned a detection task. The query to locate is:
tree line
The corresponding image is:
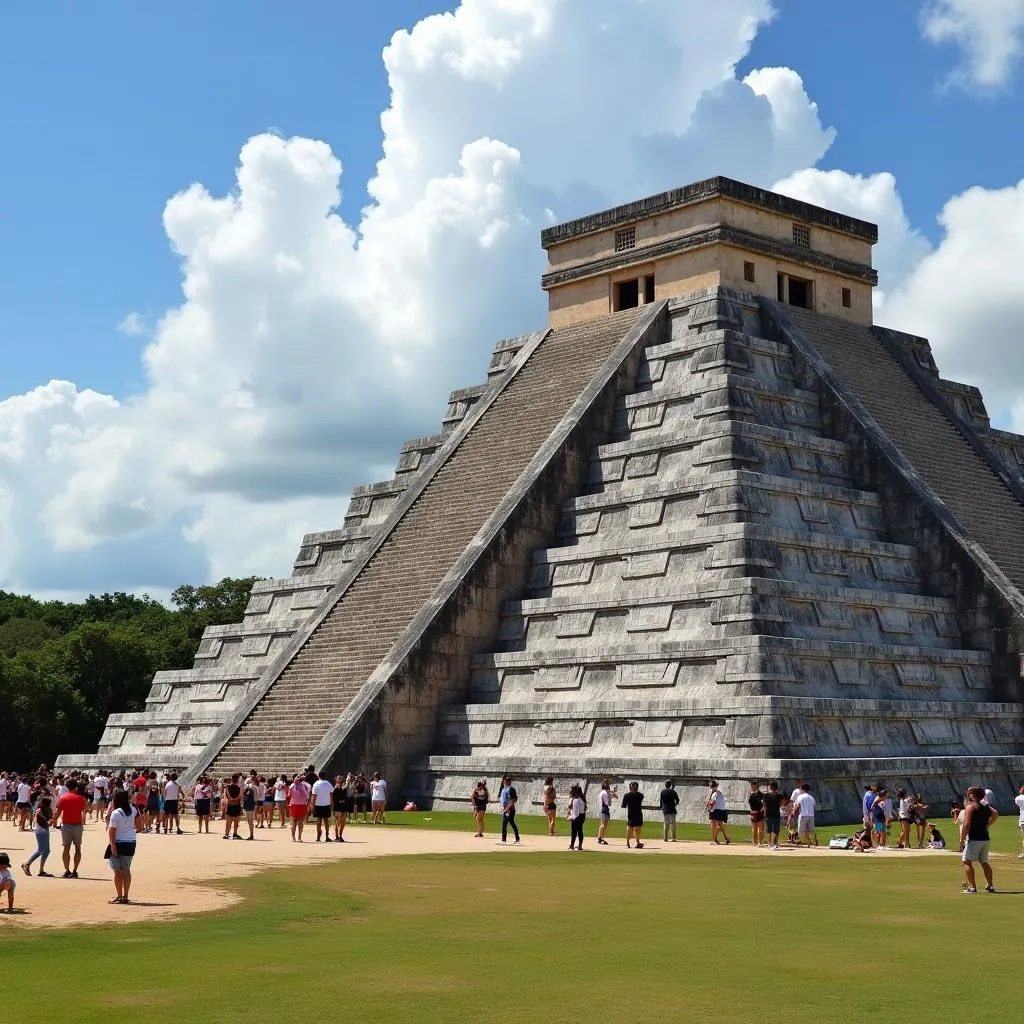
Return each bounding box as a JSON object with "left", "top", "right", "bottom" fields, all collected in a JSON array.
[{"left": 0, "top": 578, "right": 260, "bottom": 769}]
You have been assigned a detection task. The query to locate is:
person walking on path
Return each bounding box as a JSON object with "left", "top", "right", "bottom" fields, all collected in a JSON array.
[
  {"left": 597, "top": 779, "right": 616, "bottom": 845},
  {"left": 52, "top": 778, "right": 88, "bottom": 878},
  {"left": 288, "top": 775, "right": 312, "bottom": 843},
  {"left": 622, "top": 781, "right": 645, "bottom": 850},
  {"left": 748, "top": 781, "right": 766, "bottom": 848},
  {"left": 793, "top": 783, "right": 818, "bottom": 847},
  {"left": 21, "top": 796, "right": 53, "bottom": 877},
  {"left": 273, "top": 775, "right": 288, "bottom": 827},
  {"left": 659, "top": 779, "right": 679, "bottom": 842},
  {"left": 706, "top": 780, "right": 730, "bottom": 846},
  {"left": 241, "top": 776, "right": 258, "bottom": 840},
  {"left": 1015, "top": 784, "right": 1024, "bottom": 859},
  {"left": 960, "top": 786, "right": 997, "bottom": 893},
  {"left": 310, "top": 772, "right": 334, "bottom": 842},
  {"left": 861, "top": 784, "right": 876, "bottom": 848},
  {"left": 106, "top": 789, "right": 138, "bottom": 905},
  {"left": 193, "top": 777, "right": 213, "bottom": 834},
  {"left": 470, "top": 780, "right": 489, "bottom": 837},
  {"left": 542, "top": 777, "right": 558, "bottom": 837},
  {"left": 499, "top": 776, "right": 520, "bottom": 845},
  {"left": 567, "top": 785, "right": 587, "bottom": 851}
]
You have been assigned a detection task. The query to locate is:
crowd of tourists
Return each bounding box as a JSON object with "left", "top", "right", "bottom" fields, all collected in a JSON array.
[
  {"left": 2, "top": 765, "right": 1022, "bottom": 913},
  {"left": 0, "top": 764, "right": 389, "bottom": 910}
]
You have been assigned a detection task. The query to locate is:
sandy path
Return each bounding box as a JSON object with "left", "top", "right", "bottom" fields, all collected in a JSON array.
[{"left": 0, "top": 817, "right": 946, "bottom": 929}]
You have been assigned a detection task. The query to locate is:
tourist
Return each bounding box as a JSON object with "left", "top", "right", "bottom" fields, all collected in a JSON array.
[
  {"left": 222, "top": 774, "right": 243, "bottom": 840},
  {"left": 870, "top": 788, "right": 889, "bottom": 849},
  {"left": 706, "top": 780, "right": 730, "bottom": 846},
  {"left": 470, "top": 780, "right": 489, "bottom": 837},
  {"left": 763, "top": 781, "right": 786, "bottom": 850},
  {"left": 0, "top": 853, "right": 16, "bottom": 912},
  {"left": 928, "top": 824, "right": 946, "bottom": 850},
  {"left": 542, "top": 776, "right": 557, "bottom": 837},
  {"left": 498, "top": 775, "right": 520, "bottom": 845},
  {"left": 371, "top": 772, "right": 388, "bottom": 824},
  {"left": 93, "top": 770, "right": 110, "bottom": 821},
  {"left": 193, "top": 776, "right": 213, "bottom": 834},
  {"left": 106, "top": 789, "right": 139, "bottom": 904},
  {"left": 596, "top": 779, "right": 615, "bottom": 845},
  {"left": 162, "top": 773, "right": 183, "bottom": 835},
  {"left": 567, "top": 784, "right": 586, "bottom": 851},
  {"left": 622, "top": 781, "right": 645, "bottom": 849},
  {"left": 982, "top": 787, "right": 997, "bottom": 809},
  {"left": 748, "top": 781, "right": 765, "bottom": 847},
  {"left": 896, "top": 788, "right": 912, "bottom": 849},
  {"left": 131, "top": 770, "right": 148, "bottom": 830},
  {"left": 787, "top": 778, "right": 804, "bottom": 836},
  {"left": 52, "top": 778, "right": 88, "bottom": 878},
  {"left": 0, "top": 775, "right": 8, "bottom": 821},
  {"left": 1015, "top": 785, "right": 1024, "bottom": 859},
  {"left": 242, "top": 775, "right": 258, "bottom": 840},
  {"left": 21, "top": 795, "right": 53, "bottom": 877},
  {"left": 912, "top": 793, "right": 928, "bottom": 849},
  {"left": 15, "top": 775, "right": 32, "bottom": 831},
  {"left": 350, "top": 773, "right": 367, "bottom": 823},
  {"left": 273, "top": 774, "right": 288, "bottom": 827},
  {"left": 959, "top": 785, "right": 997, "bottom": 894},
  {"left": 793, "top": 784, "right": 817, "bottom": 847},
  {"left": 311, "top": 771, "right": 334, "bottom": 842},
  {"left": 288, "top": 774, "right": 312, "bottom": 842},
  {"left": 332, "top": 775, "right": 349, "bottom": 842},
  {"left": 258, "top": 775, "right": 272, "bottom": 827},
  {"left": 659, "top": 779, "right": 679, "bottom": 842}
]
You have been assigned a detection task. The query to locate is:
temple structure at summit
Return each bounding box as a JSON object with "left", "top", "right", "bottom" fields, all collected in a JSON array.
[{"left": 58, "top": 176, "right": 1024, "bottom": 822}]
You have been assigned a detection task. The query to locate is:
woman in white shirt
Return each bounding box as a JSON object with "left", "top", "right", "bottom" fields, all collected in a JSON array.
[
  {"left": 896, "top": 788, "right": 913, "bottom": 850},
  {"left": 596, "top": 779, "right": 616, "bottom": 846},
  {"left": 567, "top": 785, "right": 587, "bottom": 851},
  {"left": 106, "top": 789, "right": 139, "bottom": 905}
]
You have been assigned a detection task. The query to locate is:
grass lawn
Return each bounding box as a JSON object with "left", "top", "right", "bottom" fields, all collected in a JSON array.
[{"left": 5, "top": 816, "right": 1024, "bottom": 1024}]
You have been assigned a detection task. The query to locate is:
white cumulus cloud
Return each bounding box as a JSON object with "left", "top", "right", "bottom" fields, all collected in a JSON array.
[
  {"left": 0, "top": 0, "right": 851, "bottom": 595},
  {"left": 921, "top": 0, "right": 1024, "bottom": 90}
]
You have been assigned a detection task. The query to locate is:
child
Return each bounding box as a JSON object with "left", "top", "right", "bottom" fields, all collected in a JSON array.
[
  {"left": 851, "top": 827, "right": 872, "bottom": 852},
  {"left": 927, "top": 824, "right": 946, "bottom": 850},
  {"left": 0, "top": 853, "right": 16, "bottom": 912}
]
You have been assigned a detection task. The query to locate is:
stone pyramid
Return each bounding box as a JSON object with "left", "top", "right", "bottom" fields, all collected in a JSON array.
[{"left": 59, "top": 177, "right": 1024, "bottom": 822}]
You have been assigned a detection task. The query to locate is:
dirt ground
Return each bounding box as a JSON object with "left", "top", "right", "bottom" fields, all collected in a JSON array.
[{"left": 0, "top": 817, "right": 940, "bottom": 929}]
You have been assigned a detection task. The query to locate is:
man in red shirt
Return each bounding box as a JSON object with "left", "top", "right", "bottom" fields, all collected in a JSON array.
[{"left": 52, "top": 779, "right": 89, "bottom": 878}]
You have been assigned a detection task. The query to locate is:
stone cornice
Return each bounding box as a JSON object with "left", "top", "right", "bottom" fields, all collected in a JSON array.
[
  {"left": 541, "top": 224, "right": 879, "bottom": 290},
  {"left": 541, "top": 176, "right": 879, "bottom": 248}
]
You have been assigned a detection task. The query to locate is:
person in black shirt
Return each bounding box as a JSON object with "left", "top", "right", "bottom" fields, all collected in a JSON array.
[
  {"left": 621, "top": 782, "right": 645, "bottom": 850},
  {"left": 659, "top": 779, "right": 680, "bottom": 842},
  {"left": 331, "top": 776, "right": 348, "bottom": 842},
  {"left": 761, "top": 781, "right": 786, "bottom": 850},
  {"left": 959, "top": 785, "right": 998, "bottom": 893},
  {"left": 748, "top": 782, "right": 766, "bottom": 848}
]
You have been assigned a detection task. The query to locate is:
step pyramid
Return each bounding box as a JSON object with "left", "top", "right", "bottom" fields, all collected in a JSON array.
[{"left": 59, "top": 177, "right": 1024, "bottom": 823}]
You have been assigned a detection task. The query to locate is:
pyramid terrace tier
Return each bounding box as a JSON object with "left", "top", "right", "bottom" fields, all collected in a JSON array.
[
  {"left": 561, "top": 470, "right": 887, "bottom": 544},
  {"left": 589, "top": 421, "right": 854, "bottom": 489},
  {"left": 431, "top": 695, "right": 1024, "bottom": 761},
  {"left": 405, "top": 754, "right": 1024, "bottom": 826},
  {"left": 469, "top": 635, "right": 998, "bottom": 703},
  {"left": 527, "top": 523, "right": 924, "bottom": 597},
  {"left": 496, "top": 577, "right": 964, "bottom": 652}
]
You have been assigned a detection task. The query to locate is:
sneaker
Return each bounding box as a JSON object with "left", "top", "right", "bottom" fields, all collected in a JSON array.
[
  {"left": 636, "top": 843, "right": 644, "bottom": 849},
  {"left": 62, "top": 871, "right": 73, "bottom": 878},
  {"left": 962, "top": 886, "right": 977, "bottom": 894},
  {"left": 985, "top": 885, "right": 996, "bottom": 893},
  {"left": 325, "top": 837, "right": 332, "bottom": 843},
  {"left": 20, "top": 864, "right": 29, "bottom": 877},
  {"left": 71, "top": 871, "right": 78, "bottom": 879}
]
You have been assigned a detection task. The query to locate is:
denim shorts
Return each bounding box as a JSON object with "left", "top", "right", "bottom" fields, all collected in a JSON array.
[{"left": 109, "top": 854, "right": 134, "bottom": 872}]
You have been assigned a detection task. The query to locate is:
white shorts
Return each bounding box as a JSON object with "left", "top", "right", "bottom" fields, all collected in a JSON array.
[
  {"left": 962, "top": 840, "right": 990, "bottom": 864},
  {"left": 798, "top": 815, "right": 815, "bottom": 834}
]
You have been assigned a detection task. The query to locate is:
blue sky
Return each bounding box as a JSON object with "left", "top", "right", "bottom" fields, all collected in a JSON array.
[
  {"left": 2, "top": 1, "right": 1020, "bottom": 399},
  {"left": 1, "top": 0, "right": 1023, "bottom": 596}
]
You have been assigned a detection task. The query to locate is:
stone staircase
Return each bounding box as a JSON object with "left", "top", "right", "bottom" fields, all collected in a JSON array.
[
  {"left": 190, "top": 305, "right": 657, "bottom": 778},
  {"left": 405, "top": 292, "right": 1024, "bottom": 821},
  {"left": 54, "top": 331, "right": 543, "bottom": 771}
]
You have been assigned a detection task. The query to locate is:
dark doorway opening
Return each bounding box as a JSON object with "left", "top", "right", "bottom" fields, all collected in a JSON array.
[
  {"left": 643, "top": 274, "right": 655, "bottom": 304},
  {"left": 614, "top": 279, "right": 639, "bottom": 311},
  {"left": 777, "top": 273, "right": 786, "bottom": 302},
  {"left": 787, "top": 277, "right": 812, "bottom": 310}
]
